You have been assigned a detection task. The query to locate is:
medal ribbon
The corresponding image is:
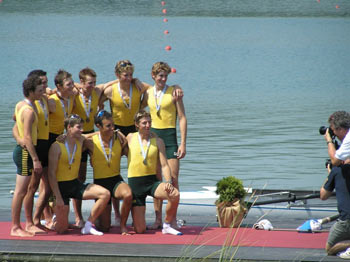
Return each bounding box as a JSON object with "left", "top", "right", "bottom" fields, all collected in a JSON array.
[
  {"left": 64, "top": 140, "right": 77, "bottom": 167},
  {"left": 98, "top": 133, "right": 113, "bottom": 166},
  {"left": 153, "top": 85, "right": 168, "bottom": 112},
  {"left": 38, "top": 98, "right": 48, "bottom": 123},
  {"left": 24, "top": 98, "right": 38, "bottom": 115},
  {"left": 118, "top": 82, "right": 132, "bottom": 109},
  {"left": 59, "top": 97, "right": 70, "bottom": 117},
  {"left": 138, "top": 133, "right": 151, "bottom": 165},
  {"left": 79, "top": 92, "right": 91, "bottom": 119}
]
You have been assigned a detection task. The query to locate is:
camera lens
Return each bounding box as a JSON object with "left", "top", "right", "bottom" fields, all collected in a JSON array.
[{"left": 319, "top": 126, "right": 327, "bottom": 135}]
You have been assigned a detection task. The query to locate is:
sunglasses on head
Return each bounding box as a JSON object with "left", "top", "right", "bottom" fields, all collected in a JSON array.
[
  {"left": 120, "top": 62, "right": 133, "bottom": 67},
  {"left": 97, "top": 110, "right": 107, "bottom": 118}
]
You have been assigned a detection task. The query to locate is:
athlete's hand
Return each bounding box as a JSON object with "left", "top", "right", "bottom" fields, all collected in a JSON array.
[
  {"left": 164, "top": 182, "right": 175, "bottom": 194},
  {"left": 33, "top": 160, "right": 42, "bottom": 174},
  {"left": 177, "top": 144, "right": 186, "bottom": 159},
  {"left": 172, "top": 85, "right": 184, "bottom": 101}
]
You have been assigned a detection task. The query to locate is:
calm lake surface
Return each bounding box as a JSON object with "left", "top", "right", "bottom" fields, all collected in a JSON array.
[{"left": 0, "top": 0, "right": 349, "bottom": 209}]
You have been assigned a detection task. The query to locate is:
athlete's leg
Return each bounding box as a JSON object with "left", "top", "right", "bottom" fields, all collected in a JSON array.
[
  {"left": 114, "top": 183, "right": 132, "bottom": 235},
  {"left": 11, "top": 175, "right": 34, "bottom": 237}
]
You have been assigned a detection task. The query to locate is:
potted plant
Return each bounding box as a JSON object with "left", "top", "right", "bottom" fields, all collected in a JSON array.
[{"left": 215, "top": 176, "right": 247, "bottom": 228}]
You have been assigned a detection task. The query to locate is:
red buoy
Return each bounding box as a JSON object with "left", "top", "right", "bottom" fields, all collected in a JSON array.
[
  {"left": 161, "top": 1, "right": 166, "bottom": 6},
  {"left": 164, "top": 30, "right": 169, "bottom": 35},
  {"left": 162, "top": 9, "right": 167, "bottom": 14},
  {"left": 163, "top": 18, "right": 168, "bottom": 22},
  {"left": 171, "top": 68, "right": 177, "bottom": 73},
  {"left": 165, "top": 45, "right": 172, "bottom": 51}
]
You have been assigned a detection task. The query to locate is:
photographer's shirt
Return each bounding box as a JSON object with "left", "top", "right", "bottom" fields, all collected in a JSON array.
[{"left": 335, "top": 130, "right": 350, "bottom": 161}]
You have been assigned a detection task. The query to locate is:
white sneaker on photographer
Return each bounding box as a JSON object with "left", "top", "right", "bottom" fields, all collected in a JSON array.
[{"left": 337, "top": 247, "right": 350, "bottom": 259}]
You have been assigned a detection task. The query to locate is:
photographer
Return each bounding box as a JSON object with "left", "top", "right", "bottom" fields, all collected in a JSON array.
[
  {"left": 324, "top": 111, "right": 350, "bottom": 167},
  {"left": 320, "top": 163, "right": 350, "bottom": 258}
]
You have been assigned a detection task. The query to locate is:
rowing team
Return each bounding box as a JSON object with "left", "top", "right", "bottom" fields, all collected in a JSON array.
[{"left": 11, "top": 60, "right": 187, "bottom": 237}]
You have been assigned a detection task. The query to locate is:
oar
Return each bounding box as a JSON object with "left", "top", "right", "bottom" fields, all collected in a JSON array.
[{"left": 246, "top": 192, "right": 335, "bottom": 209}]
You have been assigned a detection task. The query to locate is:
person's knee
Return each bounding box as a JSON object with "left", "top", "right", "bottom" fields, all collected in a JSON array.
[
  {"left": 123, "top": 191, "right": 133, "bottom": 203},
  {"left": 169, "top": 188, "right": 180, "bottom": 202},
  {"left": 99, "top": 188, "right": 110, "bottom": 202},
  {"left": 134, "top": 224, "right": 146, "bottom": 234},
  {"left": 55, "top": 223, "right": 68, "bottom": 234}
]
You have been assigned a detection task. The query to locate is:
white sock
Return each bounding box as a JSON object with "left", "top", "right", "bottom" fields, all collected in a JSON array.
[
  {"left": 81, "top": 221, "right": 103, "bottom": 236},
  {"left": 162, "top": 223, "right": 183, "bottom": 235}
]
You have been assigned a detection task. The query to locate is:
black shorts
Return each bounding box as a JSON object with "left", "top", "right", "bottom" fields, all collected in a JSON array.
[
  {"left": 48, "top": 133, "right": 60, "bottom": 149},
  {"left": 94, "top": 175, "right": 125, "bottom": 204},
  {"left": 58, "top": 179, "right": 89, "bottom": 205},
  {"left": 128, "top": 175, "right": 161, "bottom": 206},
  {"left": 114, "top": 124, "right": 136, "bottom": 136},
  {"left": 36, "top": 139, "right": 49, "bottom": 167}
]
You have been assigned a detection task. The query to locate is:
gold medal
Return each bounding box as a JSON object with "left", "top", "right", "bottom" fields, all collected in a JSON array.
[{"left": 86, "top": 117, "right": 90, "bottom": 123}]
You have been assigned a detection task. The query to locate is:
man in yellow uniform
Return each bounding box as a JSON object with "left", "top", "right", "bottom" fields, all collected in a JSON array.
[
  {"left": 127, "top": 110, "right": 182, "bottom": 235},
  {"left": 48, "top": 115, "right": 110, "bottom": 235},
  {"left": 141, "top": 61, "right": 187, "bottom": 229},
  {"left": 11, "top": 75, "right": 44, "bottom": 237},
  {"left": 88, "top": 110, "right": 132, "bottom": 235}
]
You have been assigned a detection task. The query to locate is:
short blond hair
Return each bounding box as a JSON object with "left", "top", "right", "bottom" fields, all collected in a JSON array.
[
  {"left": 115, "top": 60, "right": 134, "bottom": 75},
  {"left": 151, "top": 61, "right": 171, "bottom": 76}
]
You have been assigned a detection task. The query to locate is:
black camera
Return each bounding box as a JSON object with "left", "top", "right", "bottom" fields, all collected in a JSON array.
[
  {"left": 319, "top": 126, "right": 335, "bottom": 137},
  {"left": 325, "top": 159, "right": 333, "bottom": 169}
]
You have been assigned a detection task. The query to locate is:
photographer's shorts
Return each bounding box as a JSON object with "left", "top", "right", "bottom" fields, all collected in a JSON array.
[
  {"left": 151, "top": 128, "right": 178, "bottom": 159},
  {"left": 58, "top": 179, "right": 89, "bottom": 205},
  {"left": 94, "top": 175, "right": 125, "bottom": 205},
  {"left": 128, "top": 175, "right": 161, "bottom": 206},
  {"left": 13, "top": 145, "right": 33, "bottom": 176},
  {"left": 327, "top": 219, "right": 350, "bottom": 247}
]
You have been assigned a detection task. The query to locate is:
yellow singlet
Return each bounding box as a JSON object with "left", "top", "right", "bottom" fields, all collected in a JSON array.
[
  {"left": 110, "top": 83, "right": 141, "bottom": 126},
  {"left": 35, "top": 98, "right": 49, "bottom": 140},
  {"left": 148, "top": 86, "right": 177, "bottom": 129},
  {"left": 55, "top": 140, "right": 82, "bottom": 182},
  {"left": 49, "top": 94, "right": 74, "bottom": 135},
  {"left": 127, "top": 132, "right": 158, "bottom": 178},
  {"left": 15, "top": 102, "right": 38, "bottom": 145},
  {"left": 72, "top": 89, "right": 98, "bottom": 132},
  {"left": 91, "top": 134, "right": 122, "bottom": 179}
]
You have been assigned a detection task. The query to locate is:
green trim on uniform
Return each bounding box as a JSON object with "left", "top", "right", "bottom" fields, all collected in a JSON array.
[{"left": 13, "top": 145, "right": 33, "bottom": 176}]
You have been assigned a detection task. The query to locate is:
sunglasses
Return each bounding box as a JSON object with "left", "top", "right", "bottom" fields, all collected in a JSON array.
[
  {"left": 120, "top": 62, "right": 133, "bottom": 67},
  {"left": 97, "top": 110, "right": 107, "bottom": 118},
  {"left": 69, "top": 114, "right": 80, "bottom": 120}
]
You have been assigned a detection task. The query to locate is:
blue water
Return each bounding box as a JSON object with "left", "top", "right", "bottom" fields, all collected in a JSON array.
[{"left": 0, "top": 0, "right": 349, "bottom": 209}]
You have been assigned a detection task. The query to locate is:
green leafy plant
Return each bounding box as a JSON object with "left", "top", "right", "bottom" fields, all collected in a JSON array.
[{"left": 215, "top": 176, "right": 246, "bottom": 203}]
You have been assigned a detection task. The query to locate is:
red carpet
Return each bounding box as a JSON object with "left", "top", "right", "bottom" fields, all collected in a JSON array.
[{"left": 0, "top": 222, "right": 327, "bottom": 249}]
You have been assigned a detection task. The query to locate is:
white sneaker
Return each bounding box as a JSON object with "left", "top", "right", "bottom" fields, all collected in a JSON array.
[
  {"left": 81, "top": 226, "right": 103, "bottom": 236},
  {"left": 337, "top": 247, "right": 350, "bottom": 259},
  {"left": 162, "top": 223, "right": 183, "bottom": 235}
]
